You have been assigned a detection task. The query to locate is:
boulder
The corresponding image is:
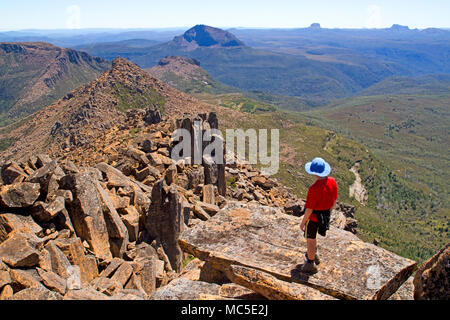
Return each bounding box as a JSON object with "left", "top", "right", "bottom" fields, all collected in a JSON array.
[
  {"left": 165, "top": 164, "right": 177, "bottom": 185},
  {"left": 11, "top": 286, "right": 62, "bottom": 300},
  {"left": 124, "top": 242, "right": 157, "bottom": 262},
  {"left": 0, "top": 285, "right": 13, "bottom": 300},
  {"left": 251, "top": 176, "right": 276, "bottom": 190},
  {"left": 179, "top": 202, "right": 418, "bottom": 300},
  {"left": 413, "top": 243, "right": 449, "bottom": 300},
  {"left": 143, "top": 107, "right": 162, "bottom": 125},
  {"left": 27, "top": 160, "right": 64, "bottom": 199},
  {"left": 203, "top": 156, "right": 218, "bottom": 185},
  {"left": 126, "top": 147, "right": 150, "bottom": 166},
  {"left": 0, "top": 182, "right": 40, "bottom": 208},
  {"left": 31, "top": 196, "right": 66, "bottom": 223},
  {"left": 1, "top": 162, "right": 28, "bottom": 184},
  {"left": 94, "top": 180, "right": 129, "bottom": 258},
  {"left": 142, "top": 139, "right": 156, "bottom": 153},
  {"left": 0, "top": 213, "right": 43, "bottom": 236},
  {"left": 185, "top": 167, "right": 204, "bottom": 190},
  {"left": 196, "top": 201, "right": 219, "bottom": 216},
  {"left": 9, "top": 269, "right": 43, "bottom": 290},
  {"left": 151, "top": 278, "right": 220, "bottom": 300},
  {"left": 129, "top": 257, "right": 157, "bottom": 296},
  {"left": 110, "top": 261, "right": 133, "bottom": 287},
  {"left": 35, "top": 154, "right": 52, "bottom": 168},
  {"left": 59, "top": 173, "right": 112, "bottom": 260},
  {"left": 60, "top": 160, "right": 80, "bottom": 175},
  {"left": 53, "top": 237, "right": 98, "bottom": 285},
  {"left": 389, "top": 276, "right": 414, "bottom": 300},
  {"left": 64, "top": 287, "right": 110, "bottom": 300},
  {"left": 146, "top": 180, "right": 189, "bottom": 272},
  {"left": 0, "top": 270, "right": 12, "bottom": 290},
  {"left": 0, "top": 232, "right": 41, "bottom": 268},
  {"left": 36, "top": 268, "right": 67, "bottom": 295},
  {"left": 96, "top": 162, "right": 135, "bottom": 189},
  {"left": 45, "top": 240, "right": 72, "bottom": 279},
  {"left": 120, "top": 206, "right": 139, "bottom": 242},
  {"left": 202, "top": 184, "right": 215, "bottom": 205},
  {"left": 91, "top": 277, "right": 122, "bottom": 296},
  {"left": 192, "top": 203, "right": 211, "bottom": 221}
]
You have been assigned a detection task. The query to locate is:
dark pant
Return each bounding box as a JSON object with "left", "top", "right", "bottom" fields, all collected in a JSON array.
[
  {"left": 304, "top": 209, "right": 331, "bottom": 239},
  {"left": 305, "top": 220, "right": 319, "bottom": 239}
]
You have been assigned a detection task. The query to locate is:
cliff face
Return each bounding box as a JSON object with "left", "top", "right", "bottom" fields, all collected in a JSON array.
[{"left": 0, "top": 42, "right": 110, "bottom": 123}]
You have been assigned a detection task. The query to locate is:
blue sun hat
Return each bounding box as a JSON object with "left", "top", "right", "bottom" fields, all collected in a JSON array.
[{"left": 305, "top": 157, "right": 331, "bottom": 177}]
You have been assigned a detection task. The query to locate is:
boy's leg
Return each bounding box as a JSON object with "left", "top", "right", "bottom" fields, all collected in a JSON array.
[
  {"left": 307, "top": 238, "right": 317, "bottom": 261},
  {"left": 300, "top": 222, "right": 319, "bottom": 274}
]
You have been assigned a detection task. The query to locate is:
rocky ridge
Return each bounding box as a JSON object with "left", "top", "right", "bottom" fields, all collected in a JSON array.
[
  {"left": 0, "top": 57, "right": 235, "bottom": 162},
  {"left": 0, "top": 109, "right": 436, "bottom": 300}
]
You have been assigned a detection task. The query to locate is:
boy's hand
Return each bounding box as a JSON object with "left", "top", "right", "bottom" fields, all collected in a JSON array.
[{"left": 300, "top": 220, "right": 306, "bottom": 232}]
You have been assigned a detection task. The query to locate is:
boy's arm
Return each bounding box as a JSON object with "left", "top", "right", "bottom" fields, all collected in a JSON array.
[{"left": 300, "top": 208, "right": 313, "bottom": 231}]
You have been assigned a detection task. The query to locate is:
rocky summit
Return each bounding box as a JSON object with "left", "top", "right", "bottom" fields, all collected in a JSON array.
[
  {"left": 1, "top": 105, "right": 442, "bottom": 301},
  {"left": 0, "top": 57, "right": 445, "bottom": 301},
  {"left": 172, "top": 25, "right": 245, "bottom": 50}
]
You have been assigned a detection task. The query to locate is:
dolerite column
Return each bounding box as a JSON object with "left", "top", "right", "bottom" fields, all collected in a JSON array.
[
  {"left": 146, "top": 179, "right": 188, "bottom": 273},
  {"left": 217, "top": 142, "right": 226, "bottom": 197}
]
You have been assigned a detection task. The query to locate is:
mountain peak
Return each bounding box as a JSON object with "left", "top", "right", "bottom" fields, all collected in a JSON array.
[
  {"left": 158, "top": 56, "right": 201, "bottom": 67},
  {"left": 173, "top": 25, "right": 245, "bottom": 49},
  {"left": 309, "top": 23, "right": 321, "bottom": 29},
  {"left": 111, "top": 57, "right": 143, "bottom": 73},
  {"left": 389, "top": 24, "right": 410, "bottom": 31}
]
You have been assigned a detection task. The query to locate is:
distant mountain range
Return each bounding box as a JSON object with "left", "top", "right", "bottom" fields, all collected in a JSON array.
[
  {"left": 4, "top": 25, "right": 449, "bottom": 104},
  {"left": 70, "top": 25, "right": 450, "bottom": 104},
  {"left": 0, "top": 42, "right": 110, "bottom": 126}
]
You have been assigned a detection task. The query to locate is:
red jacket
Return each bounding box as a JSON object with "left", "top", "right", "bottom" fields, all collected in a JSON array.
[{"left": 305, "top": 177, "right": 338, "bottom": 222}]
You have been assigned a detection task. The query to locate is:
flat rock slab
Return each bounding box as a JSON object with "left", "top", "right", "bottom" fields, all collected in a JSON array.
[{"left": 179, "top": 202, "right": 417, "bottom": 300}]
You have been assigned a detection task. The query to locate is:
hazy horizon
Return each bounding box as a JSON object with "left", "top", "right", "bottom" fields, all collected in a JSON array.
[
  {"left": 1, "top": 24, "right": 449, "bottom": 34},
  {"left": 1, "top": 0, "right": 449, "bottom": 32}
]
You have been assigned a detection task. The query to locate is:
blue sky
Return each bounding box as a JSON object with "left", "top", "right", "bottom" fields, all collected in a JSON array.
[{"left": 0, "top": 0, "right": 449, "bottom": 31}]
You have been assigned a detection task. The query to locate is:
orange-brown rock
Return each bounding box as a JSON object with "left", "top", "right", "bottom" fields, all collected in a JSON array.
[
  {"left": 0, "top": 213, "right": 43, "bottom": 236},
  {"left": 0, "top": 182, "right": 40, "bottom": 208},
  {"left": 179, "top": 202, "right": 417, "bottom": 300},
  {"left": 0, "top": 231, "right": 41, "bottom": 268},
  {"left": 413, "top": 243, "right": 449, "bottom": 300},
  {"left": 53, "top": 237, "right": 98, "bottom": 285},
  {"left": 225, "top": 265, "right": 336, "bottom": 300},
  {"left": 59, "top": 173, "right": 112, "bottom": 260}
]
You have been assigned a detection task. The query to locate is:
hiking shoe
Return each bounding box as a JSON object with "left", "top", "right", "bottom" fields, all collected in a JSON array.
[
  {"left": 315, "top": 253, "right": 320, "bottom": 265},
  {"left": 299, "top": 261, "right": 318, "bottom": 274},
  {"left": 305, "top": 252, "right": 320, "bottom": 266}
]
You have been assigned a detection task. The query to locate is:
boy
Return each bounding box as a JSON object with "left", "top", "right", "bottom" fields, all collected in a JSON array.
[{"left": 299, "top": 157, "right": 338, "bottom": 274}]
